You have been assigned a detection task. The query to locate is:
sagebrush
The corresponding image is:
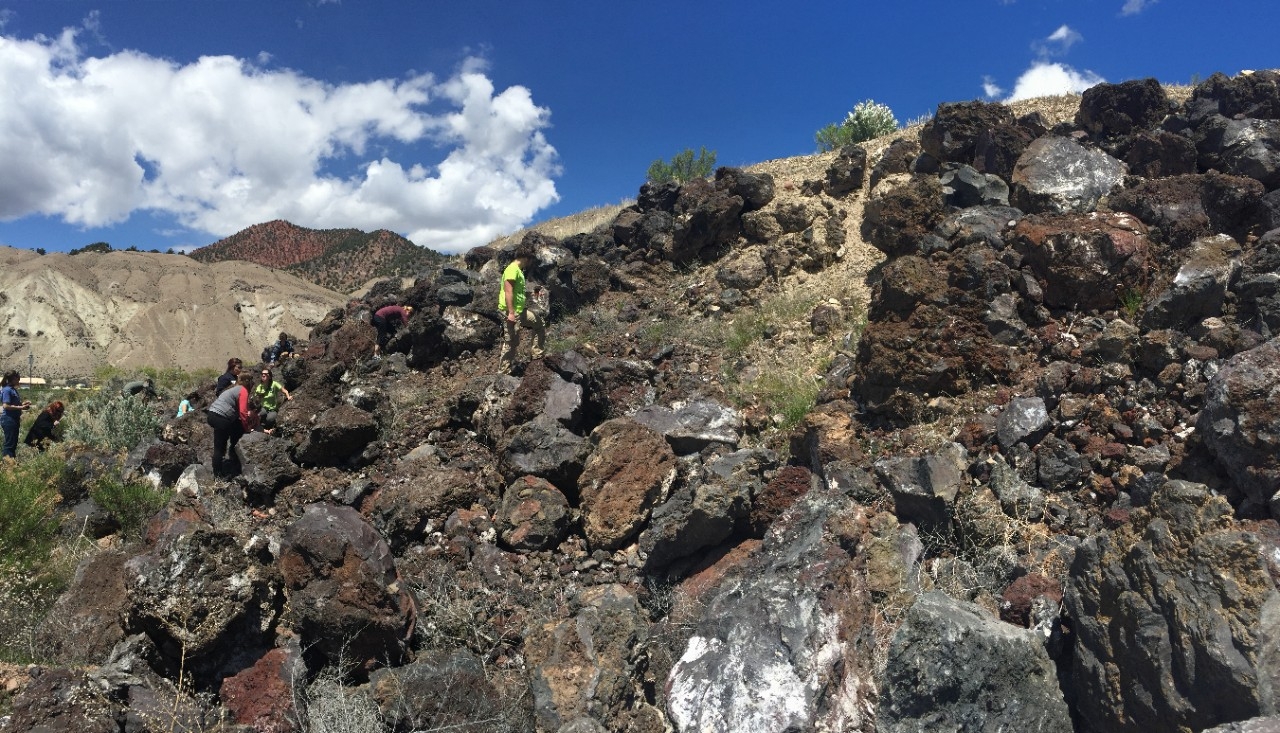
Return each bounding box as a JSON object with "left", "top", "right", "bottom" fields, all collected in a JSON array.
[
  {"left": 647, "top": 146, "right": 717, "bottom": 184},
  {"left": 815, "top": 99, "right": 900, "bottom": 151},
  {"left": 62, "top": 389, "right": 163, "bottom": 452}
]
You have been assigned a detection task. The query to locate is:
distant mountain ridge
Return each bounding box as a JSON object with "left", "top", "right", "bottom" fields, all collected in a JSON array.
[{"left": 190, "top": 220, "right": 449, "bottom": 293}]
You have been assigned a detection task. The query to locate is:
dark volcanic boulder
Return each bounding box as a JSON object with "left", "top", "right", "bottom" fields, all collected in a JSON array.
[
  {"left": 1010, "top": 211, "right": 1152, "bottom": 312},
  {"left": 295, "top": 404, "right": 379, "bottom": 465},
  {"left": 441, "top": 305, "right": 503, "bottom": 357},
  {"left": 630, "top": 399, "right": 741, "bottom": 455},
  {"left": 920, "top": 101, "right": 1017, "bottom": 167},
  {"left": 1190, "top": 70, "right": 1280, "bottom": 120},
  {"left": 1076, "top": 78, "right": 1170, "bottom": 138},
  {"left": 279, "top": 504, "right": 414, "bottom": 675},
  {"left": 873, "top": 442, "right": 968, "bottom": 531},
  {"left": 4, "top": 668, "right": 120, "bottom": 733},
  {"left": 369, "top": 649, "right": 516, "bottom": 731},
  {"left": 124, "top": 439, "right": 199, "bottom": 488},
  {"left": 497, "top": 475, "right": 573, "bottom": 552},
  {"left": 369, "top": 463, "right": 484, "bottom": 551},
  {"left": 235, "top": 430, "right": 302, "bottom": 498},
  {"left": 665, "top": 481, "right": 875, "bottom": 732},
  {"left": 1141, "top": 233, "right": 1242, "bottom": 330},
  {"left": 861, "top": 175, "right": 946, "bottom": 257},
  {"left": 715, "top": 166, "right": 775, "bottom": 211},
  {"left": 1200, "top": 337, "right": 1280, "bottom": 513},
  {"left": 1124, "top": 129, "right": 1199, "bottom": 178},
  {"left": 1108, "top": 172, "right": 1265, "bottom": 249},
  {"left": 1237, "top": 228, "right": 1280, "bottom": 332},
  {"left": 35, "top": 550, "right": 129, "bottom": 664},
  {"left": 500, "top": 420, "right": 590, "bottom": 492},
  {"left": 878, "top": 592, "right": 1071, "bottom": 733},
  {"left": 219, "top": 643, "right": 306, "bottom": 733},
  {"left": 123, "top": 525, "right": 281, "bottom": 684},
  {"left": 1066, "top": 481, "right": 1280, "bottom": 733},
  {"left": 1195, "top": 115, "right": 1280, "bottom": 190},
  {"left": 825, "top": 145, "right": 868, "bottom": 197},
  {"left": 526, "top": 584, "right": 656, "bottom": 732}
]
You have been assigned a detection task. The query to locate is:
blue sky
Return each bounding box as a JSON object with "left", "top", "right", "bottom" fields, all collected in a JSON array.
[{"left": 0, "top": 0, "right": 1273, "bottom": 255}]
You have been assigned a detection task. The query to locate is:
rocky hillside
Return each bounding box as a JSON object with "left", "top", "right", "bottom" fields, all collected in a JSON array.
[
  {"left": 189, "top": 219, "right": 449, "bottom": 294},
  {"left": 7, "top": 70, "right": 1280, "bottom": 733},
  {"left": 0, "top": 248, "right": 347, "bottom": 379}
]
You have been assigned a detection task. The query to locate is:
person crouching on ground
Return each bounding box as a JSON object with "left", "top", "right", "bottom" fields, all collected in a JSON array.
[
  {"left": 24, "top": 401, "right": 64, "bottom": 452},
  {"left": 497, "top": 241, "right": 546, "bottom": 374},
  {"left": 206, "top": 370, "right": 259, "bottom": 477},
  {"left": 0, "top": 370, "right": 31, "bottom": 460},
  {"left": 253, "top": 366, "right": 291, "bottom": 433},
  {"left": 371, "top": 304, "right": 413, "bottom": 359}
]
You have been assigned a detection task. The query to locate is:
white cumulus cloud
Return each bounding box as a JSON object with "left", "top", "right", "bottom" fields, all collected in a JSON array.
[
  {"left": 1005, "top": 61, "right": 1105, "bottom": 101},
  {"left": 0, "top": 27, "right": 560, "bottom": 253}
]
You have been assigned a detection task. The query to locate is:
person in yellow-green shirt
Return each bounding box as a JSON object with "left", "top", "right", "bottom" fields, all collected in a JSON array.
[
  {"left": 253, "top": 366, "right": 291, "bottom": 433},
  {"left": 497, "top": 241, "right": 546, "bottom": 374}
]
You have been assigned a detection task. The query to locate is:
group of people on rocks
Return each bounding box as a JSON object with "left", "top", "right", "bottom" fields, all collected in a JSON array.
[
  {"left": 1, "top": 245, "right": 548, "bottom": 470},
  {"left": 203, "top": 349, "right": 294, "bottom": 477},
  {"left": 368, "top": 241, "right": 546, "bottom": 374}
]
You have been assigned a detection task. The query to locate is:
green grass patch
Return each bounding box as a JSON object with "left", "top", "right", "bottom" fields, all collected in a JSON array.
[
  {"left": 92, "top": 475, "right": 171, "bottom": 540},
  {"left": 0, "top": 452, "right": 65, "bottom": 567}
]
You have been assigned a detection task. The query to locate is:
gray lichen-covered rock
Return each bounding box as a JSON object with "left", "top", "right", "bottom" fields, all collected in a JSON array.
[
  {"left": 1066, "top": 481, "right": 1280, "bottom": 732},
  {"left": 1011, "top": 135, "right": 1126, "bottom": 214},
  {"left": 630, "top": 399, "right": 741, "bottom": 455},
  {"left": 874, "top": 441, "right": 968, "bottom": 530},
  {"left": 877, "top": 591, "right": 1071, "bottom": 733},
  {"left": 995, "top": 396, "right": 1051, "bottom": 450},
  {"left": 525, "top": 584, "right": 653, "bottom": 732},
  {"left": 1200, "top": 337, "right": 1280, "bottom": 513},
  {"left": 665, "top": 483, "right": 875, "bottom": 733}
]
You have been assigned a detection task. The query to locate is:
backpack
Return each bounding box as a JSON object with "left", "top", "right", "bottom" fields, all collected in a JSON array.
[{"left": 262, "top": 344, "right": 275, "bottom": 363}]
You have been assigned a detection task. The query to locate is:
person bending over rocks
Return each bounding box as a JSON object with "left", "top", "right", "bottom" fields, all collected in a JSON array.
[{"left": 206, "top": 370, "right": 259, "bottom": 477}]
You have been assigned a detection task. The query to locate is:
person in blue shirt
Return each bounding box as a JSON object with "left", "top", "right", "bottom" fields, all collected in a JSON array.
[{"left": 1, "top": 370, "right": 32, "bottom": 459}]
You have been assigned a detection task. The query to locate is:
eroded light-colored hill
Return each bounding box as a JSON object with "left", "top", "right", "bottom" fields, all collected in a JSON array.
[{"left": 0, "top": 247, "right": 346, "bottom": 379}]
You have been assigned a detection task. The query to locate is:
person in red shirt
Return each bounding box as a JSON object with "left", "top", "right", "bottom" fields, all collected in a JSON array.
[{"left": 372, "top": 304, "right": 414, "bottom": 359}]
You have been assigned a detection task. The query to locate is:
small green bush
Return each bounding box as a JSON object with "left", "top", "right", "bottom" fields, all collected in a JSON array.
[
  {"left": 647, "top": 146, "right": 717, "bottom": 184},
  {"left": 815, "top": 99, "right": 900, "bottom": 151},
  {"left": 92, "top": 476, "right": 170, "bottom": 540},
  {"left": 61, "top": 389, "right": 163, "bottom": 453}
]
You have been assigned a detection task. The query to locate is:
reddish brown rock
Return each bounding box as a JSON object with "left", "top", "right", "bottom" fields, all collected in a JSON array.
[
  {"left": 578, "top": 418, "right": 677, "bottom": 551},
  {"left": 220, "top": 645, "right": 305, "bottom": 733}
]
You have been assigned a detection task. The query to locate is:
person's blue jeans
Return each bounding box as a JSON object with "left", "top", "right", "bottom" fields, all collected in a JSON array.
[{"left": 1, "top": 415, "right": 19, "bottom": 459}]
